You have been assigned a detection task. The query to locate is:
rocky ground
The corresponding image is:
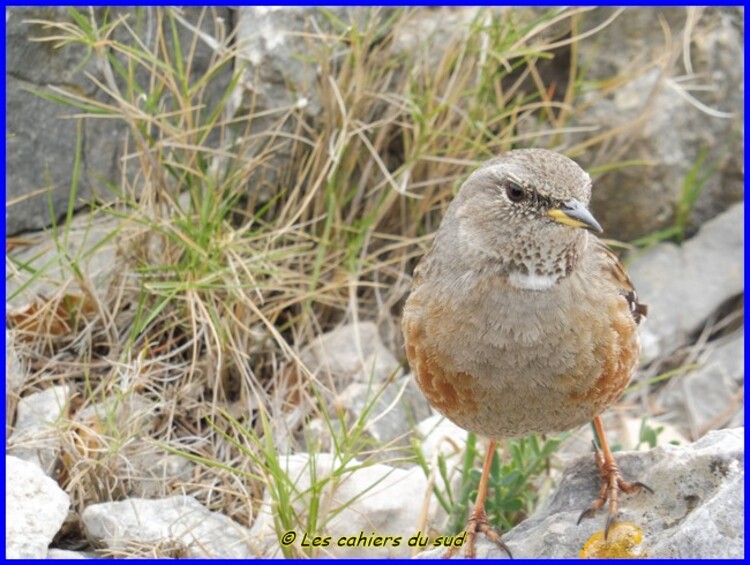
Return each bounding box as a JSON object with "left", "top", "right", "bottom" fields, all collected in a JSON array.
[{"left": 6, "top": 203, "right": 745, "bottom": 556}]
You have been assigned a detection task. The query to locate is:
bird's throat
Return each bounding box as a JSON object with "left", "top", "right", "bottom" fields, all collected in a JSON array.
[
  {"left": 505, "top": 236, "right": 584, "bottom": 291},
  {"left": 508, "top": 270, "right": 561, "bottom": 290}
]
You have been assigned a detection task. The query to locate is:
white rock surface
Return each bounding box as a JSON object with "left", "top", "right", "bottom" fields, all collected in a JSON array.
[
  {"left": 46, "top": 548, "right": 89, "bottom": 559},
  {"left": 7, "top": 385, "right": 70, "bottom": 474},
  {"left": 567, "top": 9, "right": 744, "bottom": 243},
  {"left": 415, "top": 413, "right": 469, "bottom": 461},
  {"left": 417, "top": 428, "right": 744, "bottom": 558},
  {"left": 301, "top": 322, "right": 402, "bottom": 387},
  {"left": 629, "top": 202, "right": 744, "bottom": 362},
  {"left": 250, "top": 452, "right": 442, "bottom": 557},
  {"left": 82, "top": 495, "right": 254, "bottom": 558},
  {"left": 6, "top": 455, "right": 71, "bottom": 558},
  {"left": 5, "top": 212, "right": 121, "bottom": 309},
  {"left": 649, "top": 469, "right": 743, "bottom": 558},
  {"left": 557, "top": 413, "right": 690, "bottom": 466},
  {"left": 70, "top": 392, "right": 193, "bottom": 497},
  {"left": 338, "top": 375, "right": 431, "bottom": 446},
  {"left": 287, "top": 322, "right": 405, "bottom": 453},
  {"left": 5, "top": 328, "right": 24, "bottom": 393},
  {"left": 658, "top": 328, "right": 744, "bottom": 439}
]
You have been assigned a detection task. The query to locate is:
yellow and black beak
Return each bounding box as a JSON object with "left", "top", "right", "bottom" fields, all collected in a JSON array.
[{"left": 547, "top": 200, "right": 603, "bottom": 233}]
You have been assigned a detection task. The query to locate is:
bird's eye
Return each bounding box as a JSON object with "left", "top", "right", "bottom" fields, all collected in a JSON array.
[{"left": 505, "top": 182, "right": 526, "bottom": 203}]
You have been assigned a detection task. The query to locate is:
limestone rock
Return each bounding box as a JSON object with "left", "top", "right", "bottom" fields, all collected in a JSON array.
[
  {"left": 5, "top": 329, "right": 24, "bottom": 394},
  {"left": 82, "top": 495, "right": 254, "bottom": 558},
  {"left": 72, "top": 393, "right": 194, "bottom": 498},
  {"left": 117, "top": 442, "right": 195, "bottom": 499},
  {"left": 658, "top": 328, "right": 744, "bottom": 439},
  {"left": 415, "top": 413, "right": 468, "bottom": 462},
  {"left": 74, "top": 392, "right": 156, "bottom": 435},
  {"left": 6, "top": 7, "right": 232, "bottom": 236},
  {"left": 628, "top": 202, "right": 744, "bottom": 362},
  {"left": 417, "top": 428, "right": 744, "bottom": 558},
  {"left": 338, "top": 375, "right": 431, "bottom": 446},
  {"left": 6, "top": 212, "right": 122, "bottom": 309},
  {"left": 46, "top": 548, "right": 89, "bottom": 559},
  {"left": 300, "top": 322, "right": 402, "bottom": 388},
  {"left": 6, "top": 329, "right": 25, "bottom": 430},
  {"left": 6, "top": 455, "right": 71, "bottom": 558},
  {"left": 7, "top": 385, "right": 70, "bottom": 475},
  {"left": 571, "top": 8, "right": 744, "bottom": 242}
]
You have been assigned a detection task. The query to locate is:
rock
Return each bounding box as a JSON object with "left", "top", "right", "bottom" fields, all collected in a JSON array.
[
  {"left": 235, "top": 7, "right": 342, "bottom": 118},
  {"left": 658, "top": 328, "right": 744, "bottom": 440},
  {"left": 289, "top": 323, "right": 404, "bottom": 453},
  {"left": 8, "top": 385, "right": 194, "bottom": 498},
  {"left": 412, "top": 413, "right": 471, "bottom": 535},
  {"left": 637, "top": 429, "right": 744, "bottom": 558},
  {"left": 82, "top": 495, "right": 254, "bottom": 558},
  {"left": 6, "top": 7, "right": 233, "bottom": 236},
  {"left": 301, "top": 322, "right": 402, "bottom": 388},
  {"left": 6, "top": 212, "right": 122, "bottom": 309},
  {"left": 299, "top": 417, "right": 343, "bottom": 453},
  {"left": 674, "top": 7, "right": 745, "bottom": 232},
  {"left": 5, "top": 329, "right": 24, "bottom": 443},
  {"left": 417, "top": 428, "right": 743, "bottom": 558},
  {"left": 250, "top": 452, "right": 441, "bottom": 557},
  {"left": 6, "top": 10, "right": 102, "bottom": 236},
  {"left": 570, "top": 8, "right": 744, "bottom": 242},
  {"left": 5, "top": 329, "right": 24, "bottom": 394},
  {"left": 628, "top": 202, "right": 744, "bottom": 362},
  {"left": 7, "top": 385, "right": 70, "bottom": 475},
  {"left": 392, "top": 7, "right": 479, "bottom": 61},
  {"left": 285, "top": 322, "right": 403, "bottom": 453},
  {"left": 46, "top": 548, "right": 89, "bottom": 559},
  {"left": 648, "top": 470, "right": 743, "bottom": 558},
  {"left": 415, "top": 413, "right": 468, "bottom": 462},
  {"left": 6, "top": 455, "right": 71, "bottom": 558},
  {"left": 729, "top": 404, "right": 744, "bottom": 429},
  {"left": 338, "top": 375, "right": 431, "bottom": 446},
  {"left": 232, "top": 8, "right": 392, "bottom": 201}
]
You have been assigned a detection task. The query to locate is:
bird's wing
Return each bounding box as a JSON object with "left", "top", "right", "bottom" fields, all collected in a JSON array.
[{"left": 595, "top": 240, "right": 648, "bottom": 325}]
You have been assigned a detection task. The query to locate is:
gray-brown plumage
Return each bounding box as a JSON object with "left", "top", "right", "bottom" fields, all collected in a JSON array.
[{"left": 402, "top": 149, "right": 650, "bottom": 558}]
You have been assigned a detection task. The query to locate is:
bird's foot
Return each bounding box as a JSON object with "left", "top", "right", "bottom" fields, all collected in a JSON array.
[
  {"left": 443, "top": 508, "right": 512, "bottom": 559},
  {"left": 577, "top": 441, "right": 653, "bottom": 539}
]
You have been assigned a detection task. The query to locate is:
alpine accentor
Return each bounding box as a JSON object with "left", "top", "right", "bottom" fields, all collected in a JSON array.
[{"left": 402, "top": 149, "right": 650, "bottom": 558}]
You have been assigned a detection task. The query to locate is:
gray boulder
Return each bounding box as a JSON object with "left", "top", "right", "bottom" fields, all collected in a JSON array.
[
  {"left": 6, "top": 7, "right": 233, "bottom": 236},
  {"left": 628, "top": 202, "right": 744, "bottom": 362},
  {"left": 6, "top": 455, "right": 71, "bottom": 558},
  {"left": 571, "top": 8, "right": 743, "bottom": 242},
  {"left": 417, "top": 428, "right": 744, "bottom": 558}
]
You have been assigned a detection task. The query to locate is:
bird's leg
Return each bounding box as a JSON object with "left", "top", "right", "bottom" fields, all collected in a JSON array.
[
  {"left": 577, "top": 416, "right": 654, "bottom": 538},
  {"left": 444, "top": 440, "right": 512, "bottom": 559}
]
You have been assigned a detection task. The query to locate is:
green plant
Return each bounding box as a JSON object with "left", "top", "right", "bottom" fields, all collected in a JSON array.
[
  {"left": 414, "top": 431, "right": 567, "bottom": 537},
  {"left": 635, "top": 417, "right": 665, "bottom": 451}
]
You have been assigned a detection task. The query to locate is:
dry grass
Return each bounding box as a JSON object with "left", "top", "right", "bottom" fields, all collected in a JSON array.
[{"left": 5, "top": 6, "right": 713, "bottom": 557}]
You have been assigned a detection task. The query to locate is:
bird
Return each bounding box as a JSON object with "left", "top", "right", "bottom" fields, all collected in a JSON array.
[{"left": 401, "top": 149, "right": 651, "bottom": 558}]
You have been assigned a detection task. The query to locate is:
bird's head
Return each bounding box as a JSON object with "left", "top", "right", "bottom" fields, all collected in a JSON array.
[{"left": 439, "top": 149, "right": 602, "bottom": 289}]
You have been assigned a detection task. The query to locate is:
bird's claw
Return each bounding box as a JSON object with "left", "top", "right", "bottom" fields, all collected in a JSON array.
[
  {"left": 577, "top": 442, "right": 653, "bottom": 539},
  {"left": 443, "top": 509, "right": 513, "bottom": 559}
]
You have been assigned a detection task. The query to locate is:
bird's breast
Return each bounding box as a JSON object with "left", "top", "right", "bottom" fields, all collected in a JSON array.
[{"left": 402, "top": 269, "right": 636, "bottom": 438}]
